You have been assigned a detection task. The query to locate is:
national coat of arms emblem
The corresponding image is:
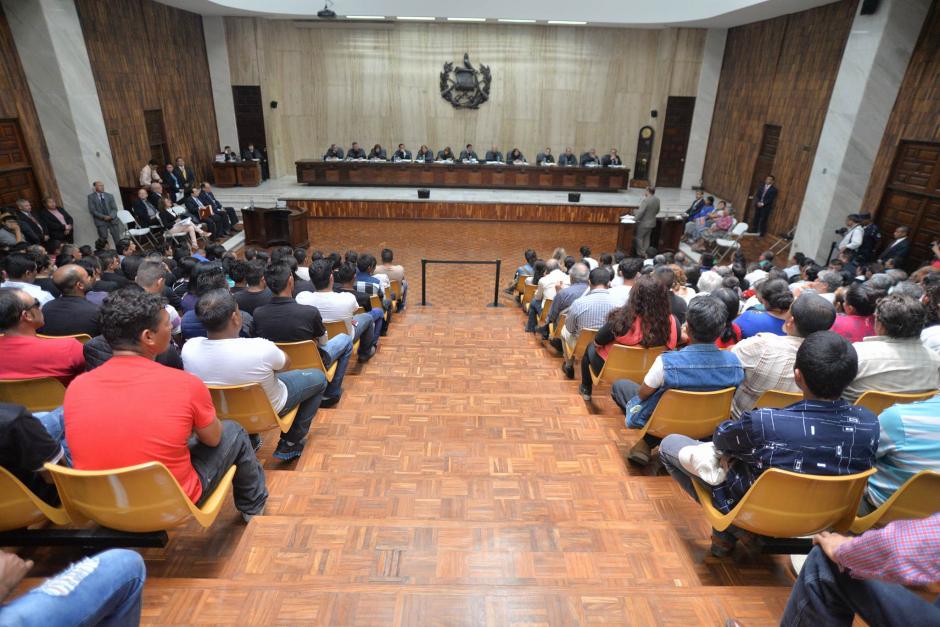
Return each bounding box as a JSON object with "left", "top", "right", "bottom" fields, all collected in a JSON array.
[{"left": 439, "top": 54, "right": 491, "bottom": 109}]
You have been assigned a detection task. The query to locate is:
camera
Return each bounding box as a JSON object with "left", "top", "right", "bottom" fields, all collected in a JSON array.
[{"left": 834, "top": 227, "right": 848, "bottom": 235}]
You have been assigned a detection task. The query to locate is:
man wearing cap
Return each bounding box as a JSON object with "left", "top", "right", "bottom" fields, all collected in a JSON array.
[{"left": 837, "top": 214, "right": 864, "bottom": 254}]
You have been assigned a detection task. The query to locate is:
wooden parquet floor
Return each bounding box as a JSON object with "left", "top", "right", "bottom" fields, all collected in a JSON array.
[{"left": 19, "top": 303, "right": 795, "bottom": 625}]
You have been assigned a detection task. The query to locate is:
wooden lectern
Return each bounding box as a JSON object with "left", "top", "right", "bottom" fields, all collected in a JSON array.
[{"left": 242, "top": 206, "right": 309, "bottom": 248}]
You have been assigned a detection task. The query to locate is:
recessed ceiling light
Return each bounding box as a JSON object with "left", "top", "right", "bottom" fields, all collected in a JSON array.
[
  {"left": 345, "top": 15, "right": 385, "bottom": 20},
  {"left": 396, "top": 16, "right": 435, "bottom": 21},
  {"left": 498, "top": 18, "right": 536, "bottom": 23},
  {"left": 547, "top": 20, "right": 587, "bottom": 25},
  {"left": 447, "top": 17, "right": 486, "bottom": 22}
]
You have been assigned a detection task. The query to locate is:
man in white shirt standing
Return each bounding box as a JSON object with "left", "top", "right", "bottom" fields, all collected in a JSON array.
[
  {"left": 298, "top": 259, "right": 378, "bottom": 361},
  {"left": 183, "top": 289, "right": 328, "bottom": 461}
]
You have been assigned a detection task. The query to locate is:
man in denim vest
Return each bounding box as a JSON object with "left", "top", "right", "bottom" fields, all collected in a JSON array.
[{"left": 614, "top": 295, "right": 744, "bottom": 465}]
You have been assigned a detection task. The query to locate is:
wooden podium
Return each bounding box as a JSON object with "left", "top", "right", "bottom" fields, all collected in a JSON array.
[
  {"left": 242, "top": 206, "right": 308, "bottom": 248},
  {"left": 212, "top": 161, "right": 262, "bottom": 188},
  {"left": 616, "top": 216, "right": 684, "bottom": 255}
]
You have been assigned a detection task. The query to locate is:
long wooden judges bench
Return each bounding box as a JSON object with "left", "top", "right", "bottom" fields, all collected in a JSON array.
[{"left": 295, "top": 160, "right": 630, "bottom": 192}]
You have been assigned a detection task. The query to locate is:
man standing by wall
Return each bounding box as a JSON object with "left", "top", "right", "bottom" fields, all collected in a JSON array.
[
  {"left": 86, "top": 181, "right": 123, "bottom": 247},
  {"left": 749, "top": 175, "right": 777, "bottom": 237},
  {"left": 633, "top": 187, "right": 660, "bottom": 255}
]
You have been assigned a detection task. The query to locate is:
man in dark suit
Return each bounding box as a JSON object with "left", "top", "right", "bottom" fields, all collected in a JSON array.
[
  {"left": 147, "top": 182, "right": 164, "bottom": 210},
  {"left": 392, "top": 144, "right": 412, "bottom": 161},
  {"left": 87, "top": 181, "right": 124, "bottom": 246},
  {"left": 222, "top": 145, "right": 240, "bottom": 162},
  {"left": 484, "top": 145, "right": 503, "bottom": 162},
  {"left": 368, "top": 144, "right": 387, "bottom": 160},
  {"left": 96, "top": 251, "right": 130, "bottom": 289},
  {"left": 183, "top": 187, "right": 228, "bottom": 239},
  {"left": 558, "top": 147, "right": 577, "bottom": 166},
  {"left": 13, "top": 199, "right": 47, "bottom": 246},
  {"left": 199, "top": 182, "right": 239, "bottom": 231},
  {"left": 242, "top": 143, "right": 264, "bottom": 161},
  {"left": 345, "top": 142, "right": 366, "bottom": 160},
  {"left": 38, "top": 264, "right": 100, "bottom": 337},
  {"left": 174, "top": 157, "right": 196, "bottom": 192},
  {"left": 131, "top": 187, "right": 160, "bottom": 228},
  {"left": 579, "top": 148, "right": 600, "bottom": 167},
  {"left": 601, "top": 149, "right": 623, "bottom": 167},
  {"left": 323, "top": 144, "right": 344, "bottom": 160},
  {"left": 750, "top": 174, "right": 778, "bottom": 236},
  {"left": 162, "top": 164, "right": 182, "bottom": 199},
  {"left": 878, "top": 226, "right": 912, "bottom": 267},
  {"left": 459, "top": 144, "right": 479, "bottom": 162},
  {"left": 536, "top": 147, "right": 555, "bottom": 166},
  {"left": 684, "top": 190, "right": 706, "bottom": 221}
]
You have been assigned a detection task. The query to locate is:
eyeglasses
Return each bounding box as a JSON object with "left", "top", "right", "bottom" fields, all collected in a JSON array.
[{"left": 25, "top": 300, "right": 41, "bottom": 311}]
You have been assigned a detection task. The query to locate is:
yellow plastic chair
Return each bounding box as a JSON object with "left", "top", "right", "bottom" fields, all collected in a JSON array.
[
  {"left": 692, "top": 467, "right": 876, "bottom": 536},
  {"left": 370, "top": 294, "right": 388, "bottom": 321},
  {"left": 0, "top": 377, "right": 67, "bottom": 412},
  {"left": 514, "top": 274, "right": 528, "bottom": 296},
  {"left": 638, "top": 387, "right": 735, "bottom": 440},
  {"left": 521, "top": 283, "right": 537, "bottom": 312},
  {"left": 548, "top": 313, "right": 567, "bottom": 342},
  {"left": 275, "top": 340, "right": 337, "bottom": 382},
  {"left": 37, "top": 333, "right": 92, "bottom": 344},
  {"left": 854, "top": 390, "right": 938, "bottom": 416},
  {"left": 0, "top": 466, "right": 70, "bottom": 531},
  {"left": 390, "top": 279, "right": 403, "bottom": 305},
  {"left": 324, "top": 320, "right": 360, "bottom": 354},
  {"left": 562, "top": 328, "right": 598, "bottom": 363},
  {"left": 208, "top": 383, "right": 299, "bottom": 434},
  {"left": 45, "top": 461, "right": 236, "bottom": 533},
  {"left": 536, "top": 298, "right": 553, "bottom": 327},
  {"left": 754, "top": 389, "right": 803, "bottom": 409},
  {"left": 590, "top": 345, "right": 666, "bottom": 387},
  {"left": 850, "top": 470, "right": 940, "bottom": 533}
]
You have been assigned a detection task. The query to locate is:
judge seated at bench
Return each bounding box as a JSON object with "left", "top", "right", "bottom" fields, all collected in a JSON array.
[
  {"left": 580, "top": 148, "right": 601, "bottom": 167},
  {"left": 392, "top": 144, "right": 412, "bottom": 161},
  {"left": 323, "top": 144, "right": 344, "bottom": 160},
  {"left": 485, "top": 145, "right": 503, "bottom": 162},
  {"left": 242, "top": 143, "right": 264, "bottom": 161},
  {"left": 437, "top": 146, "right": 455, "bottom": 162},
  {"left": 346, "top": 142, "right": 366, "bottom": 160},
  {"left": 508, "top": 148, "right": 527, "bottom": 164},
  {"left": 602, "top": 149, "right": 623, "bottom": 167},
  {"left": 459, "top": 144, "right": 479, "bottom": 163},
  {"left": 415, "top": 145, "right": 433, "bottom": 163},
  {"left": 368, "top": 144, "right": 387, "bottom": 161},
  {"left": 558, "top": 147, "right": 578, "bottom": 166},
  {"left": 536, "top": 147, "right": 555, "bottom": 166},
  {"left": 221, "top": 145, "right": 240, "bottom": 162}
]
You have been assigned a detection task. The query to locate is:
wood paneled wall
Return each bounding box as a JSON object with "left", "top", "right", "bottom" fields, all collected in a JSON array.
[
  {"left": 225, "top": 19, "right": 705, "bottom": 180},
  {"left": 862, "top": 0, "right": 940, "bottom": 213},
  {"left": 702, "top": 0, "right": 857, "bottom": 235},
  {"left": 74, "top": 0, "right": 219, "bottom": 188},
  {"left": 0, "top": 4, "right": 59, "bottom": 204}
]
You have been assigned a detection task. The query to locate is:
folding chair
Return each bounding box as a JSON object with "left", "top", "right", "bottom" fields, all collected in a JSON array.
[
  {"left": 712, "top": 222, "right": 749, "bottom": 264},
  {"left": 116, "top": 209, "right": 157, "bottom": 250}
]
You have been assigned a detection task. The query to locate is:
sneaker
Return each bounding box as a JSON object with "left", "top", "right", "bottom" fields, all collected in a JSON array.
[
  {"left": 249, "top": 433, "right": 263, "bottom": 452},
  {"left": 561, "top": 362, "right": 575, "bottom": 379},
  {"left": 627, "top": 439, "right": 651, "bottom": 465},
  {"left": 320, "top": 395, "right": 341, "bottom": 408},
  {"left": 358, "top": 346, "right": 377, "bottom": 362},
  {"left": 273, "top": 439, "right": 305, "bottom": 461},
  {"left": 579, "top": 384, "right": 592, "bottom": 401}
]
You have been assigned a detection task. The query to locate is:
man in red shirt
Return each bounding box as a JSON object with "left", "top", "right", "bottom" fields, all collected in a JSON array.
[
  {"left": 0, "top": 287, "right": 85, "bottom": 385},
  {"left": 64, "top": 287, "right": 266, "bottom": 520}
]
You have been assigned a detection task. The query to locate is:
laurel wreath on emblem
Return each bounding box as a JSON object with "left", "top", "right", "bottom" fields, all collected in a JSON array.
[{"left": 440, "top": 53, "right": 491, "bottom": 109}]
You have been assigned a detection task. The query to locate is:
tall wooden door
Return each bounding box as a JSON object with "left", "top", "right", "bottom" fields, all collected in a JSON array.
[
  {"left": 655, "top": 96, "right": 695, "bottom": 188},
  {"left": 232, "top": 86, "right": 267, "bottom": 153},
  {"left": 144, "top": 109, "right": 169, "bottom": 167},
  {"left": 0, "top": 119, "right": 40, "bottom": 206},
  {"left": 746, "top": 124, "right": 781, "bottom": 227},
  {"left": 874, "top": 141, "right": 940, "bottom": 270}
]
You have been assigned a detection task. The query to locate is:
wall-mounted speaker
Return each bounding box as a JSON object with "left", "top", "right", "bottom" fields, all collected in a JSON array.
[
  {"left": 568, "top": 192, "right": 581, "bottom": 203},
  {"left": 417, "top": 189, "right": 430, "bottom": 199},
  {"left": 860, "top": 0, "right": 879, "bottom": 14},
  {"left": 650, "top": 110, "right": 658, "bottom": 118},
  {"left": 270, "top": 100, "right": 279, "bottom": 109}
]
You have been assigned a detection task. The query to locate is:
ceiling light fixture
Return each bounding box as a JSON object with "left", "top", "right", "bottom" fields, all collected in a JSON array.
[
  {"left": 547, "top": 20, "right": 587, "bottom": 25},
  {"left": 447, "top": 17, "right": 486, "bottom": 22},
  {"left": 345, "top": 15, "right": 385, "bottom": 20},
  {"left": 396, "top": 16, "right": 435, "bottom": 21},
  {"left": 497, "top": 18, "right": 536, "bottom": 23}
]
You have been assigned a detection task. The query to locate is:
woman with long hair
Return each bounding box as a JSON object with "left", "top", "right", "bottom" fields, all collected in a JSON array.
[
  {"left": 580, "top": 275, "right": 680, "bottom": 399},
  {"left": 711, "top": 287, "right": 743, "bottom": 348}
]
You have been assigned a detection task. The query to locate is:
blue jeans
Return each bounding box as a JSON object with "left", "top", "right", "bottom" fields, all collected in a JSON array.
[
  {"left": 321, "top": 333, "right": 353, "bottom": 399},
  {"left": 352, "top": 312, "right": 377, "bottom": 354},
  {"left": 0, "top": 549, "right": 145, "bottom": 626},
  {"left": 525, "top": 299, "right": 542, "bottom": 331},
  {"left": 781, "top": 546, "right": 940, "bottom": 626},
  {"left": 34, "top": 407, "right": 71, "bottom": 467},
  {"left": 276, "top": 369, "right": 327, "bottom": 445},
  {"left": 366, "top": 307, "right": 384, "bottom": 339}
]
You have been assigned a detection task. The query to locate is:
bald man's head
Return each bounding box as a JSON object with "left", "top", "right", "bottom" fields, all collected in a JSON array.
[{"left": 52, "top": 264, "right": 90, "bottom": 296}]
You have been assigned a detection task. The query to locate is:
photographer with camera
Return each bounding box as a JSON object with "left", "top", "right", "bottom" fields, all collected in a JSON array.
[{"left": 836, "top": 214, "right": 864, "bottom": 254}]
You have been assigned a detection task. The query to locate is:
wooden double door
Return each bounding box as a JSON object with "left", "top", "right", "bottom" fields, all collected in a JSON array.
[
  {"left": 875, "top": 141, "right": 940, "bottom": 269},
  {"left": 0, "top": 119, "right": 40, "bottom": 206}
]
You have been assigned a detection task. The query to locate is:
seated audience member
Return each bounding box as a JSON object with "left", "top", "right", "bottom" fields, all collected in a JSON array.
[
  {"left": 334, "top": 262, "right": 385, "bottom": 338},
  {"left": 0, "top": 211, "right": 25, "bottom": 251},
  {"left": 374, "top": 248, "right": 406, "bottom": 308},
  {"left": 135, "top": 260, "right": 182, "bottom": 337},
  {"left": 157, "top": 195, "right": 208, "bottom": 250},
  {"left": 162, "top": 163, "right": 182, "bottom": 198},
  {"left": 175, "top": 157, "right": 195, "bottom": 192},
  {"left": 76, "top": 256, "right": 112, "bottom": 305},
  {"left": 540, "top": 262, "right": 590, "bottom": 340},
  {"left": 13, "top": 198, "right": 48, "bottom": 246},
  {"left": 37, "top": 264, "right": 100, "bottom": 337},
  {"left": 608, "top": 257, "right": 642, "bottom": 305},
  {"left": 586, "top": 274, "right": 681, "bottom": 402},
  {"left": 184, "top": 290, "right": 328, "bottom": 461},
  {"left": 64, "top": 288, "right": 268, "bottom": 520},
  {"left": 653, "top": 265, "right": 688, "bottom": 325},
  {"left": 660, "top": 331, "right": 879, "bottom": 556},
  {"left": 735, "top": 278, "right": 793, "bottom": 338},
  {"left": 729, "top": 293, "right": 835, "bottom": 417},
  {"left": 921, "top": 276, "right": 940, "bottom": 353},
  {"left": 712, "top": 287, "right": 743, "bottom": 348},
  {"left": 97, "top": 250, "right": 130, "bottom": 288},
  {"left": 179, "top": 267, "right": 252, "bottom": 341},
  {"left": 809, "top": 269, "right": 843, "bottom": 303},
  {"left": 0, "top": 402, "right": 66, "bottom": 504},
  {"left": 560, "top": 268, "right": 619, "bottom": 378},
  {"left": 292, "top": 247, "right": 311, "bottom": 282},
  {"left": 131, "top": 187, "right": 160, "bottom": 228},
  {"left": 253, "top": 263, "right": 353, "bottom": 407},
  {"left": 579, "top": 246, "right": 599, "bottom": 270},
  {"left": 0, "top": 287, "right": 85, "bottom": 384},
  {"left": 669, "top": 264, "right": 696, "bottom": 303},
  {"left": 233, "top": 260, "right": 273, "bottom": 314},
  {"left": 199, "top": 182, "right": 239, "bottom": 231},
  {"left": 298, "top": 259, "right": 378, "bottom": 361},
  {"left": 505, "top": 249, "right": 537, "bottom": 294},
  {"left": 830, "top": 282, "right": 877, "bottom": 343},
  {"left": 1, "top": 254, "right": 54, "bottom": 306},
  {"left": 183, "top": 187, "right": 227, "bottom": 240},
  {"left": 355, "top": 254, "right": 390, "bottom": 302},
  {"left": 0, "top": 549, "right": 146, "bottom": 625},
  {"left": 842, "top": 294, "right": 940, "bottom": 402},
  {"left": 526, "top": 259, "right": 569, "bottom": 332},
  {"left": 36, "top": 196, "right": 74, "bottom": 244},
  {"left": 615, "top": 295, "right": 743, "bottom": 465},
  {"left": 778, "top": 515, "right": 940, "bottom": 626}
]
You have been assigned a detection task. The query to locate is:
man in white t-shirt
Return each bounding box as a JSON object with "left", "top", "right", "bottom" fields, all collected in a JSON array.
[
  {"left": 579, "top": 245, "right": 599, "bottom": 270},
  {"left": 182, "top": 289, "right": 328, "bottom": 461},
  {"left": 297, "top": 259, "right": 378, "bottom": 360},
  {"left": 608, "top": 258, "right": 642, "bottom": 306}
]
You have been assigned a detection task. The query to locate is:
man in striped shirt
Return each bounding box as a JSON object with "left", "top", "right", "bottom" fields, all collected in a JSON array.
[{"left": 561, "top": 267, "right": 618, "bottom": 379}]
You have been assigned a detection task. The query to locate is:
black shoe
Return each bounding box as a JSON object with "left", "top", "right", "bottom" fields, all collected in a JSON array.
[
  {"left": 503, "top": 286, "right": 515, "bottom": 295},
  {"left": 358, "top": 346, "right": 377, "bottom": 362},
  {"left": 579, "top": 384, "right": 592, "bottom": 401},
  {"left": 561, "top": 362, "right": 574, "bottom": 379},
  {"left": 273, "top": 439, "right": 304, "bottom": 461},
  {"left": 320, "top": 395, "right": 341, "bottom": 408},
  {"left": 249, "top": 433, "right": 263, "bottom": 452},
  {"left": 549, "top": 338, "right": 563, "bottom": 352}
]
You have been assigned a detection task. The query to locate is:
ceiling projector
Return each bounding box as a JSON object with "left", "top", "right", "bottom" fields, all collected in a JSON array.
[{"left": 317, "top": 3, "right": 336, "bottom": 18}]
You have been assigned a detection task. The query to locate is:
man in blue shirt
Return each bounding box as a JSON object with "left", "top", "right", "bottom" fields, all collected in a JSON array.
[
  {"left": 505, "top": 249, "right": 537, "bottom": 294},
  {"left": 660, "top": 330, "right": 880, "bottom": 557}
]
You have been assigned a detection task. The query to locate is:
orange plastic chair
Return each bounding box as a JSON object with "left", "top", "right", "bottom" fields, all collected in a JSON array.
[
  {"left": 369, "top": 294, "right": 388, "bottom": 321},
  {"left": 45, "top": 461, "right": 236, "bottom": 532},
  {"left": 853, "top": 390, "right": 938, "bottom": 416},
  {"left": 548, "top": 313, "right": 567, "bottom": 342},
  {"left": 521, "top": 283, "right": 537, "bottom": 312},
  {"left": 37, "top": 333, "right": 92, "bottom": 344},
  {"left": 754, "top": 389, "right": 803, "bottom": 409},
  {"left": 590, "top": 345, "right": 666, "bottom": 387},
  {"left": 514, "top": 274, "right": 528, "bottom": 296},
  {"left": 536, "top": 298, "right": 553, "bottom": 327},
  {"left": 562, "top": 328, "right": 597, "bottom": 363},
  {"left": 275, "top": 340, "right": 337, "bottom": 381},
  {"left": 0, "top": 377, "right": 67, "bottom": 412},
  {"left": 324, "top": 320, "right": 360, "bottom": 354},
  {"left": 638, "top": 387, "right": 736, "bottom": 440},
  {"left": 208, "top": 383, "right": 299, "bottom": 434},
  {"left": 0, "top": 466, "right": 70, "bottom": 531},
  {"left": 692, "top": 467, "right": 876, "bottom": 536},
  {"left": 850, "top": 470, "right": 940, "bottom": 533}
]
